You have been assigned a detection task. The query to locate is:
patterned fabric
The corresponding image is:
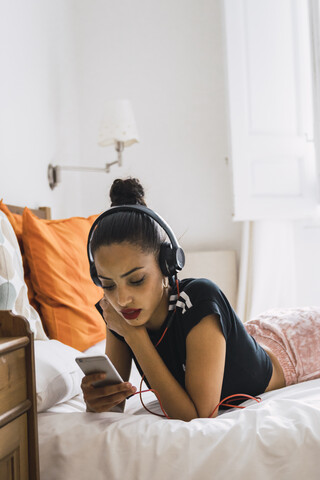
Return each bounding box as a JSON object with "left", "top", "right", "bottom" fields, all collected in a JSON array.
[
  {"left": 0, "top": 200, "right": 39, "bottom": 311},
  {"left": 245, "top": 307, "right": 320, "bottom": 385},
  {"left": 0, "top": 210, "right": 48, "bottom": 339}
]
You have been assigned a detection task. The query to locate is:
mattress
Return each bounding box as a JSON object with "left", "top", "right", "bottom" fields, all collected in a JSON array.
[{"left": 38, "top": 376, "right": 320, "bottom": 479}]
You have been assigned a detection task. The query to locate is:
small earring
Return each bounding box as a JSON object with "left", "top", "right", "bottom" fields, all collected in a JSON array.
[{"left": 162, "top": 277, "right": 169, "bottom": 289}]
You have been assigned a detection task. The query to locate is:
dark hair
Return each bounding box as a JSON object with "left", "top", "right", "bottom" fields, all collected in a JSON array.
[
  {"left": 90, "top": 178, "right": 166, "bottom": 257},
  {"left": 110, "top": 178, "right": 146, "bottom": 207}
]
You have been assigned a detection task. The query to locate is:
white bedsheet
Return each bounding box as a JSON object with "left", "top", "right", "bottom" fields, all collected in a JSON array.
[{"left": 38, "top": 378, "right": 320, "bottom": 480}]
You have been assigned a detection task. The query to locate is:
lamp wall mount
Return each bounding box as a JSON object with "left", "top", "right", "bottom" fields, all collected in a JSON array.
[{"left": 48, "top": 141, "right": 125, "bottom": 190}]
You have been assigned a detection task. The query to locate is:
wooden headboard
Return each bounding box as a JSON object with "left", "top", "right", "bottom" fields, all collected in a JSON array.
[{"left": 7, "top": 204, "right": 51, "bottom": 220}]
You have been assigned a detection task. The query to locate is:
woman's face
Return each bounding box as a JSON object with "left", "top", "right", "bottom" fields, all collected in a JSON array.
[{"left": 93, "top": 242, "right": 168, "bottom": 330}]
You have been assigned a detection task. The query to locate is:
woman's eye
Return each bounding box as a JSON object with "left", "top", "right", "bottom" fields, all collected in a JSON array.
[
  {"left": 130, "top": 276, "right": 145, "bottom": 286},
  {"left": 102, "top": 284, "right": 115, "bottom": 291}
]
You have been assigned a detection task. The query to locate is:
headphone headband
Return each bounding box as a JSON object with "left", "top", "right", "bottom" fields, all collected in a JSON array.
[{"left": 87, "top": 204, "right": 185, "bottom": 286}]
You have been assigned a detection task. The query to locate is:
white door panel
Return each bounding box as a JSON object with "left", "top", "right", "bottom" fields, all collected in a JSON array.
[{"left": 223, "top": 0, "right": 318, "bottom": 220}]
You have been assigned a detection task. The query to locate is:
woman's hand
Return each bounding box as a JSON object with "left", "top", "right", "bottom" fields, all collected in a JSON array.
[
  {"left": 99, "top": 297, "right": 144, "bottom": 341},
  {"left": 81, "top": 373, "right": 137, "bottom": 413}
]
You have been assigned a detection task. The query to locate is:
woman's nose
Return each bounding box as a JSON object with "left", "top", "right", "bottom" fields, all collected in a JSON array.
[{"left": 117, "top": 286, "right": 132, "bottom": 307}]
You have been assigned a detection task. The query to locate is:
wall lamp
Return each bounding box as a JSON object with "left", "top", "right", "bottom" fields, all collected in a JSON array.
[{"left": 48, "top": 99, "right": 139, "bottom": 190}]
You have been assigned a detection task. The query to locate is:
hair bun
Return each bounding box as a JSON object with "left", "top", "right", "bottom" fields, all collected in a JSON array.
[{"left": 110, "top": 178, "right": 146, "bottom": 206}]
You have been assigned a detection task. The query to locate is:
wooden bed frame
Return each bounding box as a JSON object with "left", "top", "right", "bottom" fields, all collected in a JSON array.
[
  {"left": 6, "top": 204, "right": 51, "bottom": 220},
  {"left": 0, "top": 205, "right": 51, "bottom": 480}
]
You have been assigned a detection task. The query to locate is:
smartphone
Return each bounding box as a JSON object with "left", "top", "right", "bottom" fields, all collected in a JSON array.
[{"left": 76, "top": 355, "right": 124, "bottom": 388}]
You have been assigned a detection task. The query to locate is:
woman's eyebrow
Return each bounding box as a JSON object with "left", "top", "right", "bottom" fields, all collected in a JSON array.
[{"left": 98, "top": 267, "right": 144, "bottom": 281}]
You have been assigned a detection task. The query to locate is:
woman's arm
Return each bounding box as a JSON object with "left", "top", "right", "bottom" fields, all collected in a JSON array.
[
  {"left": 126, "top": 328, "right": 197, "bottom": 420},
  {"left": 185, "top": 314, "right": 226, "bottom": 418},
  {"left": 99, "top": 296, "right": 133, "bottom": 381},
  {"left": 105, "top": 327, "right": 132, "bottom": 382},
  {"left": 125, "top": 314, "right": 226, "bottom": 421},
  {"left": 81, "top": 319, "right": 135, "bottom": 413}
]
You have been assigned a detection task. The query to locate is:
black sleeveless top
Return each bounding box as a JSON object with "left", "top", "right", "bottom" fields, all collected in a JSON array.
[{"left": 102, "top": 278, "right": 272, "bottom": 403}]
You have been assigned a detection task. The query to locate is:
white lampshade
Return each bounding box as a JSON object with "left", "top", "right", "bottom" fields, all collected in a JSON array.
[{"left": 98, "top": 99, "right": 139, "bottom": 147}]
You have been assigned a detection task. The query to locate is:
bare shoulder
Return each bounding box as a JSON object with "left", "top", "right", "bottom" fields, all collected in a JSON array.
[{"left": 186, "top": 314, "right": 225, "bottom": 346}]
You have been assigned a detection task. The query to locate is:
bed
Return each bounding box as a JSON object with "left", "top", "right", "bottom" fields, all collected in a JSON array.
[{"left": 1, "top": 201, "right": 320, "bottom": 480}]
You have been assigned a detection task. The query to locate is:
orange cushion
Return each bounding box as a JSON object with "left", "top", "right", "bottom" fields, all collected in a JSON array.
[
  {"left": 0, "top": 200, "right": 39, "bottom": 312},
  {"left": 22, "top": 207, "right": 105, "bottom": 351}
]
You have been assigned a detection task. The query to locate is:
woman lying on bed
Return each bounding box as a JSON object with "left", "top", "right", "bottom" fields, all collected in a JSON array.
[{"left": 81, "top": 178, "right": 320, "bottom": 421}]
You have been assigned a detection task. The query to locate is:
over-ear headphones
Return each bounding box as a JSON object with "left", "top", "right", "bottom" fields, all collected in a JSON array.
[{"left": 87, "top": 205, "right": 185, "bottom": 287}]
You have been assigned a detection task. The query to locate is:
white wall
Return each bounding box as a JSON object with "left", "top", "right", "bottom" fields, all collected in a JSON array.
[
  {"left": 0, "top": 0, "right": 81, "bottom": 218},
  {"left": 0, "top": 0, "right": 240, "bottom": 257},
  {"left": 1, "top": 0, "right": 319, "bottom": 308},
  {"left": 71, "top": 0, "right": 241, "bottom": 254}
]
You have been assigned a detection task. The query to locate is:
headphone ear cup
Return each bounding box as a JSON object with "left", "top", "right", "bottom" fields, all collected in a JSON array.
[
  {"left": 175, "top": 247, "right": 185, "bottom": 271},
  {"left": 159, "top": 242, "right": 173, "bottom": 277},
  {"left": 90, "top": 263, "right": 102, "bottom": 287},
  {"left": 159, "top": 243, "right": 185, "bottom": 278}
]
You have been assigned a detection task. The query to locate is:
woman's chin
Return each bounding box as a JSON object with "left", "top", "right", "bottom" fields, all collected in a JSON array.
[{"left": 125, "top": 316, "right": 148, "bottom": 328}]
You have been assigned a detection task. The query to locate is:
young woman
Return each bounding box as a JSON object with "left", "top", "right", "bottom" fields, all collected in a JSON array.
[{"left": 81, "top": 178, "right": 320, "bottom": 421}]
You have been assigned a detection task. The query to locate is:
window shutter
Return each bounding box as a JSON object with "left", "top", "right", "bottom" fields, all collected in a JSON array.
[{"left": 223, "top": 0, "right": 318, "bottom": 220}]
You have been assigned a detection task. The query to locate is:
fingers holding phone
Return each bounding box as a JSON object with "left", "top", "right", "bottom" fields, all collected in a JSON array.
[
  {"left": 76, "top": 355, "right": 136, "bottom": 413},
  {"left": 81, "top": 374, "right": 136, "bottom": 412}
]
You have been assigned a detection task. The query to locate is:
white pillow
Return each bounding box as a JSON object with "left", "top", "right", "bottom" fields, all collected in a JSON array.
[
  {"left": 0, "top": 210, "right": 48, "bottom": 340},
  {"left": 35, "top": 339, "right": 85, "bottom": 412}
]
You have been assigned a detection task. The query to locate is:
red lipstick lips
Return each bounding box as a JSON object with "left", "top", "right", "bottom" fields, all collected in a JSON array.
[{"left": 121, "top": 309, "right": 141, "bottom": 320}]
